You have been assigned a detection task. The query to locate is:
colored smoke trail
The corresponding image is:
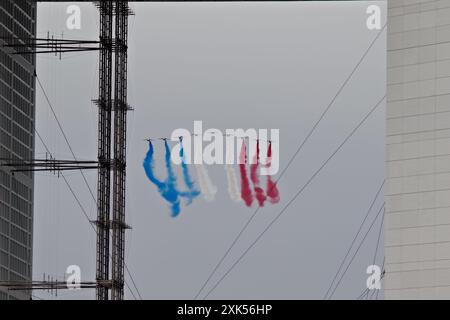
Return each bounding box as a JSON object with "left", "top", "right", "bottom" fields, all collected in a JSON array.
[
  {"left": 225, "top": 164, "right": 241, "bottom": 202},
  {"left": 195, "top": 164, "right": 218, "bottom": 202},
  {"left": 163, "top": 140, "right": 183, "bottom": 216},
  {"left": 143, "top": 141, "right": 181, "bottom": 217},
  {"left": 250, "top": 140, "right": 267, "bottom": 207},
  {"left": 266, "top": 142, "right": 280, "bottom": 204},
  {"left": 239, "top": 141, "right": 254, "bottom": 207},
  {"left": 179, "top": 138, "right": 200, "bottom": 204},
  {"left": 143, "top": 141, "right": 164, "bottom": 189}
]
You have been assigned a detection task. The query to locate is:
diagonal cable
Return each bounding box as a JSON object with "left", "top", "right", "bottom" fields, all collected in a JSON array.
[
  {"left": 193, "top": 23, "right": 387, "bottom": 300},
  {"left": 36, "top": 75, "right": 97, "bottom": 203},
  {"left": 328, "top": 204, "right": 385, "bottom": 299},
  {"left": 202, "top": 95, "right": 386, "bottom": 299},
  {"left": 323, "top": 179, "right": 385, "bottom": 299},
  {"left": 366, "top": 208, "right": 385, "bottom": 300},
  {"left": 35, "top": 74, "right": 142, "bottom": 300}
]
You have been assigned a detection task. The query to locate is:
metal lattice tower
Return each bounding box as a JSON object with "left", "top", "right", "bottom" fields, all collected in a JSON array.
[
  {"left": 95, "top": 0, "right": 131, "bottom": 300},
  {"left": 111, "top": 0, "right": 130, "bottom": 300},
  {"left": 95, "top": 0, "right": 114, "bottom": 301}
]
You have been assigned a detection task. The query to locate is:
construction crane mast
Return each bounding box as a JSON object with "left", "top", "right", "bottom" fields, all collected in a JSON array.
[
  {"left": 111, "top": 0, "right": 130, "bottom": 300},
  {"left": 95, "top": 0, "right": 114, "bottom": 301},
  {"left": 95, "top": 0, "right": 131, "bottom": 300}
]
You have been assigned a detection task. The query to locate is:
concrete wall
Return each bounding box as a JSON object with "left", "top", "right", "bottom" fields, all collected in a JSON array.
[{"left": 386, "top": 0, "right": 450, "bottom": 299}]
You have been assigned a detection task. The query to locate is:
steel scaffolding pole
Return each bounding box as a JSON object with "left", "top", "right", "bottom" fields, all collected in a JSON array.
[
  {"left": 95, "top": 0, "right": 113, "bottom": 301},
  {"left": 111, "top": 0, "right": 130, "bottom": 300}
]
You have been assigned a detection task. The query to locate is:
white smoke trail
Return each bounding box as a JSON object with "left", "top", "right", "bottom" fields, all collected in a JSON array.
[
  {"left": 195, "top": 164, "right": 218, "bottom": 202},
  {"left": 225, "top": 164, "right": 241, "bottom": 202}
]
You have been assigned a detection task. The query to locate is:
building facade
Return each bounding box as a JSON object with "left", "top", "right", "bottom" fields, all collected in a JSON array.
[
  {"left": 0, "top": 0, "right": 36, "bottom": 300},
  {"left": 386, "top": 0, "right": 450, "bottom": 299}
]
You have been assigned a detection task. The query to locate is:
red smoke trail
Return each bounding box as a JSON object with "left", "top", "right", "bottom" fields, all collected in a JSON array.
[
  {"left": 239, "top": 141, "right": 254, "bottom": 207},
  {"left": 266, "top": 142, "right": 280, "bottom": 204},
  {"left": 250, "top": 140, "right": 267, "bottom": 207}
]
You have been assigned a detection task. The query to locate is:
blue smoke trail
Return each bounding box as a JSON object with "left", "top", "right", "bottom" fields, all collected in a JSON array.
[
  {"left": 143, "top": 141, "right": 181, "bottom": 217},
  {"left": 163, "top": 140, "right": 182, "bottom": 216},
  {"left": 143, "top": 139, "right": 200, "bottom": 217},
  {"left": 178, "top": 137, "right": 200, "bottom": 204},
  {"left": 143, "top": 141, "right": 163, "bottom": 189}
]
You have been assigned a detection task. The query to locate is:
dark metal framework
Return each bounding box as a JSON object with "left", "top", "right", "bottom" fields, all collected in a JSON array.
[
  {"left": 0, "top": 158, "right": 101, "bottom": 174},
  {"left": 0, "top": 280, "right": 99, "bottom": 292},
  {"left": 0, "top": 35, "right": 101, "bottom": 57},
  {"left": 95, "top": 0, "right": 114, "bottom": 301},
  {"left": 111, "top": 0, "right": 130, "bottom": 300}
]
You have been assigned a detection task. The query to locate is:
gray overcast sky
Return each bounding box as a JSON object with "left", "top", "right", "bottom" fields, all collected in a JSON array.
[{"left": 33, "top": 1, "right": 386, "bottom": 300}]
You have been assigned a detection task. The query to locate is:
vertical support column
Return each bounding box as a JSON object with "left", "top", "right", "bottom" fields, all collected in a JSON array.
[
  {"left": 111, "top": 0, "right": 129, "bottom": 300},
  {"left": 95, "top": 1, "right": 113, "bottom": 301}
]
